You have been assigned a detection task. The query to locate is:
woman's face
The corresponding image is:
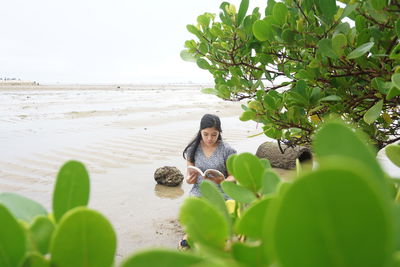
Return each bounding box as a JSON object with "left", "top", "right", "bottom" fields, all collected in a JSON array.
[{"left": 201, "top": 127, "right": 219, "bottom": 146}]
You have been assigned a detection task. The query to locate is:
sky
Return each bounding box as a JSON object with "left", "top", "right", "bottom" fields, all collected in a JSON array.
[{"left": 0, "top": 0, "right": 266, "bottom": 84}]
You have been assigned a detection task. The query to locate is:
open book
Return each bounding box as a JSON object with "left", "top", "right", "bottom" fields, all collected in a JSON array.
[{"left": 188, "top": 166, "right": 225, "bottom": 179}]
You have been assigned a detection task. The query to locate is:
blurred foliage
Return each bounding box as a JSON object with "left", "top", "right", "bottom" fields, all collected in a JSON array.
[
  {"left": 181, "top": 0, "right": 400, "bottom": 149},
  {"left": 0, "top": 121, "right": 399, "bottom": 266}
]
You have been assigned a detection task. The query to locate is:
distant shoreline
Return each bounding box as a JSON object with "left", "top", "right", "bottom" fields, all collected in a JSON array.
[{"left": 0, "top": 83, "right": 214, "bottom": 91}]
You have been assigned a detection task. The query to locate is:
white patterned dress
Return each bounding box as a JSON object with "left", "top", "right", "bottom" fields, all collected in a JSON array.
[{"left": 188, "top": 141, "right": 236, "bottom": 198}]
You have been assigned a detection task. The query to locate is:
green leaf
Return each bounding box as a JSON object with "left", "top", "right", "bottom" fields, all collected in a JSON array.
[
  {"left": 201, "top": 87, "right": 219, "bottom": 96},
  {"left": 392, "top": 73, "right": 400, "bottom": 89},
  {"left": 316, "top": 0, "right": 337, "bottom": 23},
  {"left": 197, "top": 14, "right": 210, "bottom": 28},
  {"left": 320, "top": 95, "right": 342, "bottom": 101},
  {"left": 50, "top": 207, "right": 116, "bottom": 267},
  {"left": 180, "top": 50, "right": 196, "bottom": 62},
  {"left": 317, "top": 39, "right": 338, "bottom": 59},
  {"left": 363, "top": 100, "right": 383, "bottom": 124},
  {"left": 236, "top": 197, "right": 271, "bottom": 239},
  {"left": 272, "top": 167, "right": 395, "bottom": 267},
  {"left": 200, "top": 180, "right": 231, "bottom": 228},
  {"left": 0, "top": 204, "right": 26, "bottom": 267},
  {"left": 237, "top": 0, "right": 249, "bottom": 26},
  {"left": 29, "top": 216, "right": 55, "bottom": 255},
  {"left": 252, "top": 20, "right": 274, "bottom": 42},
  {"left": 371, "top": 0, "right": 387, "bottom": 10},
  {"left": 21, "top": 252, "right": 50, "bottom": 267},
  {"left": 186, "top": 24, "right": 201, "bottom": 36},
  {"left": 396, "top": 20, "right": 400, "bottom": 38},
  {"left": 226, "top": 154, "right": 237, "bottom": 175},
  {"left": 386, "top": 87, "right": 400, "bottom": 100},
  {"left": 221, "top": 181, "right": 256, "bottom": 204},
  {"left": 346, "top": 42, "right": 374, "bottom": 60},
  {"left": 232, "top": 243, "right": 267, "bottom": 267},
  {"left": 332, "top": 33, "right": 347, "bottom": 57},
  {"left": 121, "top": 249, "right": 204, "bottom": 267},
  {"left": 0, "top": 192, "right": 47, "bottom": 223},
  {"left": 261, "top": 170, "right": 280, "bottom": 195},
  {"left": 239, "top": 110, "right": 256, "bottom": 121},
  {"left": 272, "top": 2, "right": 288, "bottom": 26},
  {"left": 233, "top": 153, "right": 265, "bottom": 193},
  {"left": 281, "top": 29, "right": 295, "bottom": 44},
  {"left": 196, "top": 58, "right": 211, "bottom": 70},
  {"left": 385, "top": 144, "right": 400, "bottom": 168},
  {"left": 52, "top": 161, "right": 90, "bottom": 222},
  {"left": 179, "top": 197, "right": 229, "bottom": 250},
  {"left": 389, "top": 43, "right": 400, "bottom": 60},
  {"left": 313, "top": 121, "right": 385, "bottom": 188}
]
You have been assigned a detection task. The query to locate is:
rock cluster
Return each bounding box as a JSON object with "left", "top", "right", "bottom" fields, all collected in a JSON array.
[{"left": 154, "top": 166, "right": 184, "bottom": 187}]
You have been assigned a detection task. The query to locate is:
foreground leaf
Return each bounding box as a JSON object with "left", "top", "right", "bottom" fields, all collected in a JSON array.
[
  {"left": 121, "top": 249, "right": 204, "bottom": 267},
  {"left": 0, "top": 192, "right": 47, "bottom": 223},
  {"left": 52, "top": 161, "right": 90, "bottom": 222},
  {"left": 346, "top": 42, "right": 374, "bottom": 59},
  {"left": 180, "top": 198, "right": 229, "bottom": 250},
  {"left": 0, "top": 204, "right": 26, "bottom": 267},
  {"left": 221, "top": 181, "right": 256, "bottom": 204},
  {"left": 50, "top": 207, "right": 116, "bottom": 267},
  {"left": 272, "top": 167, "right": 394, "bottom": 267},
  {"left": 29, "top": 215, "right": 55, "bottom": 255}
]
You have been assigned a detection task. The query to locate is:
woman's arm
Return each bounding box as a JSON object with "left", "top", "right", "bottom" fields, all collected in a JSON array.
[
  {"left": 225, "top": 174, "right": 236, "bottom": 183},
  {"left": 186, "top": 161, "right": 198, "bottom": 184}
]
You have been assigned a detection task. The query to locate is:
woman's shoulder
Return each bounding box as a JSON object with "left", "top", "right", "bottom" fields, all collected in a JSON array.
[{"left": 220, "top": 141, "right": 237, "bottom": 154}]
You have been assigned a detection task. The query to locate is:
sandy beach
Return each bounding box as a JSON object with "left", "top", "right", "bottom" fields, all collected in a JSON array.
[{"left": 0, "top": 84, "right": 276, "bottom": 260}]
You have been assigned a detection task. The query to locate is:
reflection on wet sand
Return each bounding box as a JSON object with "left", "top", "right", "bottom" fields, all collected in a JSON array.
[{"left": 154, "top": 184, "right": 184, "bottom": 199}]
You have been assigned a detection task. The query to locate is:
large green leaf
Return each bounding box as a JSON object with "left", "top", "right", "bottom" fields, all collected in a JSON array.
[
  {"left": 313, "top": 121, "right": 385, "bottom": 187},
  {"left": 318, "top": 39, "right": 338, "bottom": 59},
  {"left": 29, "top": 215, "right": 55, "bottom": 255},
  {"left": 232, "top": 242, "right": 267, "bottom": 267},
  {"left": 0, "top": 192, "right": 47, "bottom": 223},
  {"left": 0, "top": 204, "right": 26, "bottom": 267},
  {"left": 332, "top": 34, "right": 347, "bottom": 57},
  {"left": 221, "top": 181, "right": 256, "bottom": 204},
  {"left": 346, "top": 42, "right": 374, "bottom": 59},
  {"left": 272, "top": 2, "right": 288, "bottom": 25},
  {"left": 237, "top": 0, "right": 249, "bottom": 26},
  {"left": 316, "top": 0, "right": 337, "bottom": 23},
  {"left": 261, "top": 170, "right": 280, "bottom": 195},
  {"left": 236, "top": 197, "right": 271, "bottom": 239},
  {"left": 272, "top": 167, "right": 394, "bottom": 267},
  {"left": 200, "top": 180, "right": 231, "bottom": 229},
  {"left": 50, "top": 207, "right": 116, "bottom": 267},
  {"left": 52, "top": 161, "right": 90, "bottom": 222},
  {"left": 121, "top": 249, "right": 204, "bottom": 267},
  {"left": 196, "top": 58, "right": 211, "bottom": 70},
  {"left": 363, "top": 99, "right": 383, "bottom": 124},
  {"left": 252, "top": 20, "right": 274, "bottom": 42},
  {"left": 180, "top": 50, "right": 196, "bottom": 62},
  {"left": 396, "top": 20, "right": 400, "bottom": 38},
  {"left": 371, "top": 0, "right": 387, "bottom": 10},
  {"left": 392, "top": 73, "right": 400, "bottom": 89},
  {"left": 179, "top": 197, "right": 229, "bottom": 250},
  {"left": 386, "top": 87, "right": 400, "bottom": 100},
  {"left": 231, "top": 153, "right": 265, "bottom": 193},
  {"left": 21, "top": 252, "right": 50, "bottom": 267},
  {"left": 385, "top": 144, "right": 400, "bottom": 168}
]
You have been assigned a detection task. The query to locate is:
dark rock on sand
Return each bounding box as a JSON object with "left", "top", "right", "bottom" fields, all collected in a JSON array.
[
  {"left": 256, "top": 141, "right": 312, "bottom": 169},
  {"left": 154, "top": 166, "right": 184, "bottom": 187}
]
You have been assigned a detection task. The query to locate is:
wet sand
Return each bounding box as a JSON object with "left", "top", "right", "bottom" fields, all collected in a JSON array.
[{"left": 0, "top": 84, "right": 273, "bottom": 260}]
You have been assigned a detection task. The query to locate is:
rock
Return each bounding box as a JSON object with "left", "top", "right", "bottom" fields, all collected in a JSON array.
[
  {"left": 256, "top": 142, "right": 312, "bottom": 169},
  {"left": 154, "top": 166, "right": 184, "bottom": 187}
]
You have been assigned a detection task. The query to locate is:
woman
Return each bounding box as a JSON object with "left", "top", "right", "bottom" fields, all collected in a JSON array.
[{"left": 183, "top": 114, "right": 236, "bottom": 197}]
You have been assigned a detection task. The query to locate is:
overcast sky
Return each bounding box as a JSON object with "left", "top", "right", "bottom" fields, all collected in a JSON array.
[{"left": 0, "top": 0, "right": 266, "bottom": 84}]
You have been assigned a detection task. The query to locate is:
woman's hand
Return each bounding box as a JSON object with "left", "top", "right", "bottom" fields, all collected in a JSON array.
[
  {"left": 186, "top": 172, "right": 198, "bottom": 184},
  {"left": 205, "top": 175, "right": 225, "bottom": 184}
]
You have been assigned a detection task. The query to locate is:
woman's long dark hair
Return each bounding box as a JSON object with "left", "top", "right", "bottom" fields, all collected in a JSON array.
[{"left": 183, "top": 114, "right": 223, "bottom": 163}]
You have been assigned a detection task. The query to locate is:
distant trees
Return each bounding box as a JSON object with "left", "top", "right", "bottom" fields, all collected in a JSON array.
[{"left": 181, "top": 0, "right": 400, "bottom": 149}]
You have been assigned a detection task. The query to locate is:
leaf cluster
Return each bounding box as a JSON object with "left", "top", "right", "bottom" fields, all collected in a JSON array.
[{"left": 182, "top": 0, "right": 400, "bottom": 149}]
